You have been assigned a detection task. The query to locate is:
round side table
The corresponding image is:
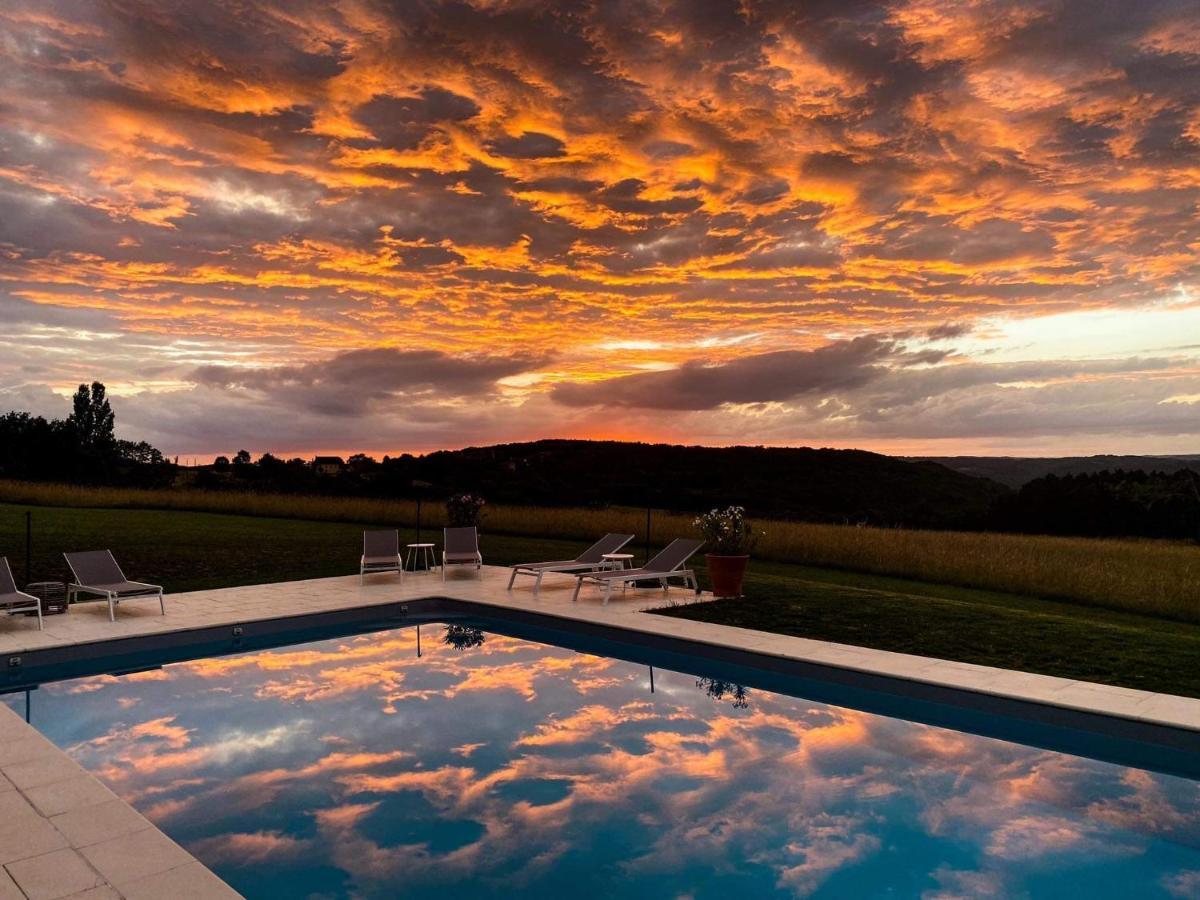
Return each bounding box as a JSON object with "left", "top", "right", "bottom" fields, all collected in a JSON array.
[
  {"left": 601, "top": 552, "right": 634, "bottom": 571},
  {"left": 405, "top": 543, "right": 437, "bottom": 573}
]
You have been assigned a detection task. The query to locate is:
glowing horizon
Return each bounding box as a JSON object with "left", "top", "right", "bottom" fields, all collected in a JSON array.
[{"left": 1, "top": 1, "right": 1198, "bottom": 458}]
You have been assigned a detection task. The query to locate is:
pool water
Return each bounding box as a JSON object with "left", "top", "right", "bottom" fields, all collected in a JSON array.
[{"left": 6, "top": 621, "right": 1200, "bottom": 898}]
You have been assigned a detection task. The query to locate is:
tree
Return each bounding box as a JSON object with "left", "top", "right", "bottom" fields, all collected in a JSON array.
[
  {"left": 68, "top": 382, "right": 115, "bottom": 454},
  {"left": 116, "top": 440, "right": 164, "bottom": 465},
  {"left": 233, "top": 449, "right": 252, "bottom": 466},
  {"left": 696, "top": 677, "right": 750, "bottom": 709},
  {"left": 442, "top": 625, "right": 485, "bottom": 651},
  {"left": 213, "top": 456, "right": 230, "bottom": 470}
]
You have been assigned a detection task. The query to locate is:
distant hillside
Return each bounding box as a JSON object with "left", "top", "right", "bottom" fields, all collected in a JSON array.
[
  {"left": 914, "top": 455, "right": 1200, "bottom": 488},
  {"left": 376, "top": 440, "right": 1008, "bottom": 529}
]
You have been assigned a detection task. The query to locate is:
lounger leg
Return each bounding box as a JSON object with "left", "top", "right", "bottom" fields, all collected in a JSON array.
[
  {"left": 572, "top": 578, "right": 583, "bottom": 602},
  {"left": 534, "top": 571, "right": 543, "bottom": 596},
  {"left": 507, "top": 568, "right": 518, "bottom": 589},
  {"left": 660, "top": 578, "right": 668, "bottom": 591},
  {"left": 36, "top": 603, "right": 43, "bottom": 631},
  {"left": 603, "top": 581, "right": 612, "bottom": 605},
  {"left": 159, "top": 590, "right": 165, "bottom": 615},
  {"left": 107, "top": 592, "right": 115, "bottom": 622}
]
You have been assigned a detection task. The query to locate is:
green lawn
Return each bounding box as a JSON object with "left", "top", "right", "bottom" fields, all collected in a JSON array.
[{"left": 4, "top": 502, "right": 1200, "bottom": 699}]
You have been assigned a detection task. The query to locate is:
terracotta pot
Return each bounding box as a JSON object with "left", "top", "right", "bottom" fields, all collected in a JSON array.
[{"left": 706, "top": 554, "right": 749, "bottom": 598}]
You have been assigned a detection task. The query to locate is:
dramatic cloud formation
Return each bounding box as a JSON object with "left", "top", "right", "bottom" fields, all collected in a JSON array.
[{"left": 0, "top": 0, "right": 1198, "bottom": 454}]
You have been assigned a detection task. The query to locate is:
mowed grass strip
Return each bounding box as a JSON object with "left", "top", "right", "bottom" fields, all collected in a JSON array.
[
  {"left": 1, "top": 479, "right": 1198, "bottom": 621},
  {"left": 3, "top": 502, "right": 1200, "bottom": 699},
  {"left": 655, "top": 562, "right": 1200, "bottom": 699}
]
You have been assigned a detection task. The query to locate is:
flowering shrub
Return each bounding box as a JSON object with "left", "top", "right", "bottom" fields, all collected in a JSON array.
[
  {"left": 446, "top": 493, "right": 486, "bottom": 527},
  {"left": 694, "top": 505, "right": 756, "bottom": 555}
]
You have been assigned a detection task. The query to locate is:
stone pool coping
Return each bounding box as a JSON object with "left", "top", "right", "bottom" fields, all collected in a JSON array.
[
  {"left": 0, "top": 703, "right": 239, "bottom": 899},
  {"left": 0, "top": 564, "right": 1196, "bottom": 898}
]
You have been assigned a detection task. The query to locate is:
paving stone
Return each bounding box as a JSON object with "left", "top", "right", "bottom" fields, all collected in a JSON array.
[
  {"left": 78, "top": 827, "right": 192, "bottom": 887},
  {"left": 60, "top": 888, "right": 122, "bottom": 900},
  {"left": 0, "top": 869, "right": 24, "bottom": 900},
  {"left": 3, "top": 754, "right": 87, "bottom": 791},
  {"left": 0, "top": 791, "right": 69, "bottom": 865},
  {"left": 119, "top": 861, "right": 240, "bottom": 900},
  {"left": 25, "top": 774, "right": 117, "bottom": 818},
  {"left": 52, "top": 798, "right": 154, "bottom": 848},
  {"left": 0, "top": 735, "right": 56, "bottom": 768},
  {"left": 5, "top": 847, "right": 104, "bottom": 900}
]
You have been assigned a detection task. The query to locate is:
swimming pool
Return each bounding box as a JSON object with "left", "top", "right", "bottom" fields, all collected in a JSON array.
[{"left": 6, "top": 618, "right": 1200, "bottom": 898}]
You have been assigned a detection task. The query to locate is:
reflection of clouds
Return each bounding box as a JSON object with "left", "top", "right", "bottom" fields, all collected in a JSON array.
[
  {"left": 1088, "top": 769, "right": 1200, "bottom": 839},
  {"left": 923, "top": 864, "right": 1007, "bottom": 899},
  {"left": 775, "top": 816, "right": 881, "bottom": 895},
  {"left": 986, "top": 813, "right": 1134, "bottom": 861},
  {"left": 33, "top": 626, "right": 1200, "bottom": 896},
  {"left": 191, "top": 830, "right": 313, "bottom": 866},
  {"left": 1163, "top": 869, "right": 1200, "bottom": 898}
]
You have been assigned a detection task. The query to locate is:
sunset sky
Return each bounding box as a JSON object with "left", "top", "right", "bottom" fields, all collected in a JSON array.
[{"left": 1, "top": 0, "right": 1198, "bottom": 458}]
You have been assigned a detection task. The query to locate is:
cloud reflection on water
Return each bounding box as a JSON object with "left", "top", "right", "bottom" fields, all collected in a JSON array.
[{"left": 15, "top": 624, "right": 1200, "bottom": 898}]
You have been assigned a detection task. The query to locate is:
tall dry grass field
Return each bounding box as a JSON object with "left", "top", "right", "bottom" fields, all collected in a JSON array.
[{"left": 2, "top": 479, "right": 1197, "bottom": 621}]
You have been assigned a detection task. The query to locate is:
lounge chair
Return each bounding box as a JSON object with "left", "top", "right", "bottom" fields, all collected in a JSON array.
[
  {"left": 442, "top": 527, "right": 482, "bottom": 581},
  {"left": 0, "top": 557, "right": 42, "bottom": 630},
  {"left": 64, "top": 550, "right": 164, "bottom": 622},
  {"left": 572, "top": 538, "right": 703, "bottom": 604},
  {"left": 507, "top": 533, "right": 636, "bottom": 595},
  {"left": 361, "top": 529, "right": 404, "bottom": 584}
]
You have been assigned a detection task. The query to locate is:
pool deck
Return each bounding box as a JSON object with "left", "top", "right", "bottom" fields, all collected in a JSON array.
[{"left": 0, "top": 564, "right": 1197, "bottom": 898}]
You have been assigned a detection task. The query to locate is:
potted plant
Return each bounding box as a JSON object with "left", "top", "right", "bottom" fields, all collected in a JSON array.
[
  {"left": 694, "top": 505, "right": 755, "bottom": 598},
  {"left": 446, "top": 493, "right": 486, "bottom": 527}
]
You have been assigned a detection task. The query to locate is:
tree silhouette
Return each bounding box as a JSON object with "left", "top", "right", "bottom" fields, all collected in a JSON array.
[
  {"left": 68, "top": 382, "right": 115, "bottom": 454},
  {"left": 233, "top": 449, "right": 252, "bottom": 466},
  {"left": 696, "top": 677, "right": 750, "bottom": 709},
  {"left": 442, "top": 625, "right": 486, "bottom": 651}
]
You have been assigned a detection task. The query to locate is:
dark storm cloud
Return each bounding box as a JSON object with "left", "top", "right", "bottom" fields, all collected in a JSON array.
[
  {"left": 193, "top": 348, "right": 550, "bottom": 416},
  {"left": 552, "top": 337, "right": 902, "bottom": 410},
  {"left": 486, "top": 132, "right": 567, "bottom": 159},
  {"left": 355, "top": 89, "right": 481, "bottom": 149}
]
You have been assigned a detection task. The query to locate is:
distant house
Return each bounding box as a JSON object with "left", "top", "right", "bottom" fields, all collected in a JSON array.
[{"left": 312, "top": 456, "right": 345, "bottom": 476}]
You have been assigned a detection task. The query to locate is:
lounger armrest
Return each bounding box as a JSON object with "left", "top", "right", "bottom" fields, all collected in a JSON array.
[
  {"left": 68, "top": 582, "right": 115, "bottom": 598},
  {"left": 1, "top": 590, "right": 40, "bottom": 607},
  {"left": 125, "top": 580, "right": 163, "bottom": 593}
]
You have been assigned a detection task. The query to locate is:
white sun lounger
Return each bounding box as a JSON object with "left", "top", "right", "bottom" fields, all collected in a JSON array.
[
  {"left": 443, "top": 526, "right": 482, "bottom": 581},
  {"left": 508, "top": 533, "right": 636, "bottom": 595},
  {"left": 0, "top": 557, "right": 42, "bottom": 630},
  {"left": 361, "top": 529, "right": 404, "bottom": 584},
  {"left": 64, "top": 550, "right": 164, "bottom": 622},
  {"left": 572, "top": 538, "right": 703, "bottom": 604}
]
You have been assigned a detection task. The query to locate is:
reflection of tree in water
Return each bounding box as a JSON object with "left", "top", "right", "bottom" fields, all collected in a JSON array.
[
  {"left": 442, "top": 625, "right": 486, "bottom": 651},
  {"left": 696, "top": 677, "right": 750, "bottom": 709}
]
